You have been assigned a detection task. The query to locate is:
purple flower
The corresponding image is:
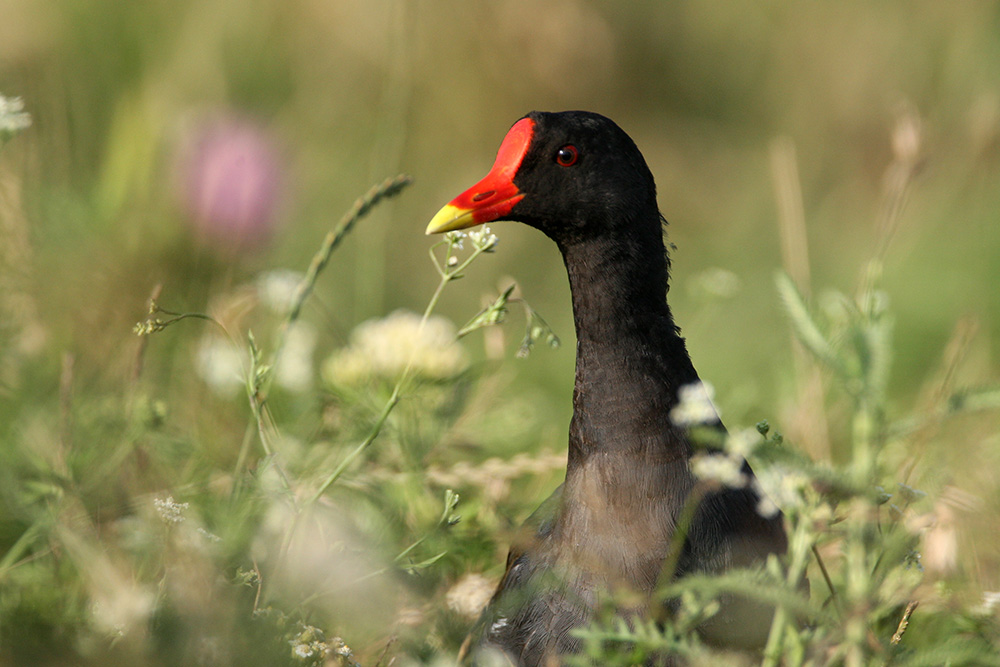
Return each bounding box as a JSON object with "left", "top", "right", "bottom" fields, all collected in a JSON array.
[{"left": 179, "top": 115, "right": 284, "bottom": 250}]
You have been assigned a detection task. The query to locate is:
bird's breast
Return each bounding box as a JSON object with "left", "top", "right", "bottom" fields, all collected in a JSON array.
[{"left": 556, "top": 454, "right": 696, "bottom": 591}]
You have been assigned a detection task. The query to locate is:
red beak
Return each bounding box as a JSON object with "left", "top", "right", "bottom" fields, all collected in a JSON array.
[{"left": 425, "top": 117, "right": 535, "bottom": 234}]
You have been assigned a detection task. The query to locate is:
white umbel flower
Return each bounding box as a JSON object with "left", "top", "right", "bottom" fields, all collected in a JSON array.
[
  {"left": 691, "top": 453, "right": 747, "bottom": 489},
  {"left": 0, "top": 95, "right": 31, "bottom": 140},
  {"left": 256, "top": 269, "right": 304, "bottom": 314},
  {"left": 323, "top": 309, "right": 468, "bottom": 386},
  {"left": 670, "top": 381, "right": 720, "bottom": 426},
  {"left": 446, "top": 573, "right": 495, "bottom": 618},
  {"left": 195, "top": 336, "right": 244, "bottom": 395},
  {"left": 275, "top": 322, "right": 317, "bottom": 393}
]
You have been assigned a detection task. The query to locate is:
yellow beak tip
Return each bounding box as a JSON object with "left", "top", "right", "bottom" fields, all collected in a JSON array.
[{"left": 425, "top": 204, "right": 474, "bottom": 235}]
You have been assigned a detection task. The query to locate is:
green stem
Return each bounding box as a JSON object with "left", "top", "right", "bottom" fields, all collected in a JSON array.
[
  {"left": 262, "top": 174, "right": 413, "bottom": 404},
  {"left": 762, "top": 514, "right": 812, "bottom": 667},
  {"left": 307, "top": 384, "right": 401, "bottom": 505},
  {"left": 242, "top": 175, "right": 412, "bottom": 488},
  {"left": 229, "top": 421, "right": 258, "bottom": 500},
  {"left": 0, "top": 518, "right": 48, "bottom": 580},
  {"left": 812, "top": 544, "right": 840, "bottom": 615},
  {"left": 654, "top": 483, "right": 707, "bottom": 609},
  {"left": 852, "top": 401, "right": 873, "bottom": 485},
  {"left": 305, "top": 237, "right": 493, "bottom": 505}
]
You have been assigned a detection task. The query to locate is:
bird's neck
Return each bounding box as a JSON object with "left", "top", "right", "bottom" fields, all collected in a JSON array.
[
  {"left": 551, "top": 227, "right": 702, "bottom": 586},
  {"left": 558, "top": 226, "right": 700, "bottom": 468}
]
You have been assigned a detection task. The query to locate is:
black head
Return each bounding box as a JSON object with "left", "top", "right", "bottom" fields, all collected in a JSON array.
[{"left": 426, "top": 111, "right": 661, "bottom": 247}]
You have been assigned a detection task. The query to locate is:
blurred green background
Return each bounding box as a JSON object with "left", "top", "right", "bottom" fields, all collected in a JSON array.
[{"left": 2, "top": 0, "right": 1000, "bottom": 663}]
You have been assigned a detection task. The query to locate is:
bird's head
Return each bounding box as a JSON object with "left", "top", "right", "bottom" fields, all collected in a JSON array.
[{"left": 426, "top": 111, "right": 659, "bottom": 246}]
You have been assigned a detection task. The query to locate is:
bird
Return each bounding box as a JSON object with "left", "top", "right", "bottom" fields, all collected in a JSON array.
[{"left": 425, "top": 111, "right": 788, "bottom": 666}]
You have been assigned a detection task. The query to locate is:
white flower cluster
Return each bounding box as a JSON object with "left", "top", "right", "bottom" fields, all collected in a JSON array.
[
  {"left": 288, "top": 626, "right": 357, "bottom": 665},
  {"left": 154, "top": 496, "right": 189, "bottom": 524},
  {"left": 444, "top": 230, "right": 466, "bottom": 249},
  {"left": 323, "top": 309, "right": 468, "bottom": 386},
  {"left": 446, "top": 573, "right": 496, "bottom": 619},
  {"left": 753, "top": 465, "right": 812, "bottom": 519},
  {"left": 975, "top": 591, "right": 1000, "bottom": 617},
  {"left": 691, "top": 452, "right": 747, "bottom": 489},
  {"left": 275, "top": 323, "right": 317, "bottom": 392},
  {"left": 669, "top": 381, "right": 720, "bottom": 427},
  {"left": 468, "top": 226, "right": 498, "bottom": 252},
  {"left": 195, "top": 336, "right": 245, "bottom": 395},
  {"left": 291, "top": 643, "right": 314, "bottom": 659},
  {"left": 689, "top": 426, "right": 791, "bottom": 517},
  {"left": 0, "top": 95, "right": 31, "bottom": 139},
  {"left": 256, "top": 269, "right": 304, "bottom": 314},
  {"left": 690, "top": 267, "right": 741, "bottom": 299}
]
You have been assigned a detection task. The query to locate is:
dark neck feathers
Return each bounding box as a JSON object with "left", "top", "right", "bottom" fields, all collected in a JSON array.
[{"left": 556, "top": 209, "right": 699, "bottom": 467}]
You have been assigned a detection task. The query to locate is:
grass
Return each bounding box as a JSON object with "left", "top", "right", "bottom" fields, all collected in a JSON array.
[
  {"left": 3, "top": 147, "right": 999, "bottom": 664},
  {"left": 2, "top": 3, "right": 1000, "bottom": 664}
]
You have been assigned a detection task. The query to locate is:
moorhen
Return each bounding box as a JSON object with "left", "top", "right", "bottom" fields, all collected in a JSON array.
[{"left": 426, "top": 111, "right": 788, "bottom": 666}]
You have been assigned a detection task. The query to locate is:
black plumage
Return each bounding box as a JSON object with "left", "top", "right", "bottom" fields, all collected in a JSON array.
[{"left": 426, "top": 111, "right": 788, "bottom": 666}]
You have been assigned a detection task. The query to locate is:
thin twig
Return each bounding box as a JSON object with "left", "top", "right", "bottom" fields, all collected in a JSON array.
[
  {"left": 308, "top": 386, "right": 400, "bottom": 504},
  {"left": 252, "top": 558, "right": 263, "bottom": 614},
  {"left": 812, "top": 544, "right": 840, "bottom": 614},
  {"left": 374, "top": 635, "right": 397, "bottom": 667}
]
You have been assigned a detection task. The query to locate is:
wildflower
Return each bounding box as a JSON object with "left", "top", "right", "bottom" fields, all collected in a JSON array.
[
  {"left": 332, "top": 637, "right": 355, "bottom": 658},
  {"left": 725, "top": 428, "right": 761, "bottom": 458},
  {"left": 154, "top": 496, "right": 189, "bottom": 524},
  {"left": 133, "top": 319, "right": 165, "bottom": 336},
  {"left": 445, "top": 230, "right": 467, "bottom": 249},
  {"left": 89, "top": 586, "right": 154, "bottom": 639},
  {"left": 756, "top": 495, "right": 780, "bottom": 520},
  {"left": 291, "top": 643, "right": 315, "bottom": 660},
  {"left": 468, "top": 226, "right": 499, "bottom": 252},
  {"left": 197, "top": 527, "right": 222, "bottom": 543},
  {"left": 323, "top": 310, "right": 468, "bottom": 386},
  {"left": 195, "top": 336, "right": 244, "bottom": 395},
  {"left": 690, "top": 267, "right": 741, "bottom": 299},
  {"left": 896, "top": 483, "right": 928, "bottom": 505},
  {"left": 752, "top": 466, "right": 811, "bottom": 519},
  {"left": 275, "top": 322, "right": 317, "bottom": 393},
  {"left": 921, "top": 500, "right": 958, "bottom": 574},
  {"left": 0, "top": 95, "right": 31, "bottom": 143},
  {"left": 257, "top": 270, "right": 304, "bottom": 314},
  {"left": 669, "top": 381, "right": 719, "bottom": 426},
  {"left": 288, "top": 623, "right": 340, "bottom": 663},
  {"left": 975, "top": 591, "right": 1000, "bottom": 616},
  {"left": 177, "top": 114, "right": 285, "bottom": 250},
  {"left": 446, "top": 573, "right": 496, "bottom": 618},
  {"left": 691, "top": 453, "right": 747, "bottom": 489},
  {"left": 517, "top": 308, "right": 561, "bottom": 358}
]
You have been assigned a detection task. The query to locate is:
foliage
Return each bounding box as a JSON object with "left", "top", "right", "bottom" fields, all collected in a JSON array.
[
  {"left": 2, "top": 3, "right": 1000, "bottom": 664},
  {"left": 572, "top": 268, "right": 1000, "bottom": 665},
  {"left": 1, "top": 148, "right": 998, "bottom": 664}
]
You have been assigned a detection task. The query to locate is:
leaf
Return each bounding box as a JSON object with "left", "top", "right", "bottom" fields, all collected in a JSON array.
[
  {"left": 517, "top": 307, "right": 561, "bottom": 358},
  {"left": 402, "top": 551, "right": 447, "bottom": 573},
  {"left": 457, "top": 284, "right": 516, "bottom": 337},
  {"left": 948, "top": 384, "right": 1000, "bottom": 413},
  {"left": 775, "top": 271, "right": 846, "bottom": 377}
]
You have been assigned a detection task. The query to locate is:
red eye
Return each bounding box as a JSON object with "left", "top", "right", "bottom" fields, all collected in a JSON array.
[{"left": 555, "top": 145, "right": 579, "bottom": 167}]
